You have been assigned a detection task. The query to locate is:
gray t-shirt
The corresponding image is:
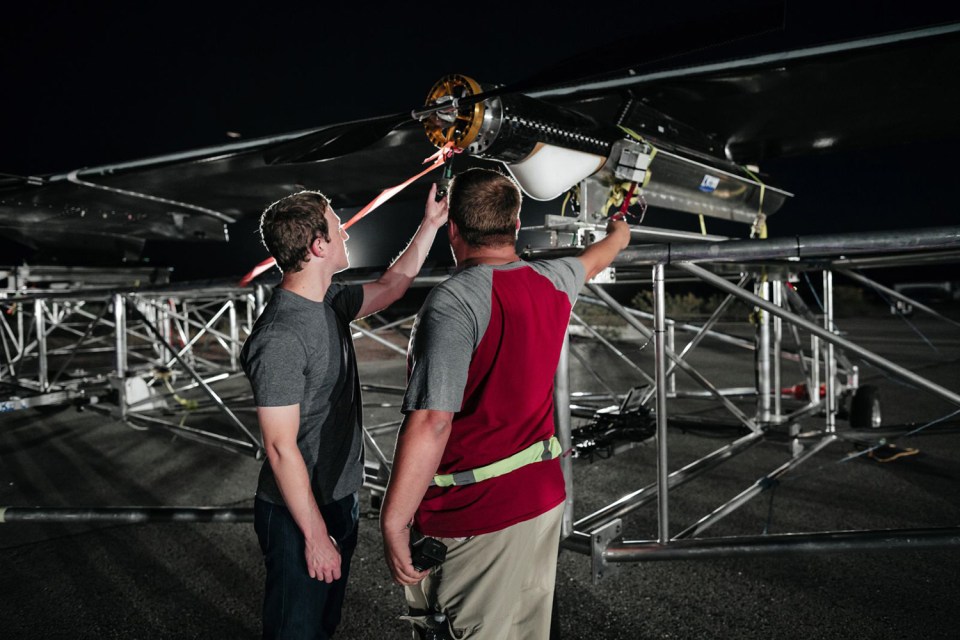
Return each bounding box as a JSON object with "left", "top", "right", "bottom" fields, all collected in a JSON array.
[
  {"left": 241, "top": 284, "right": 364, "bottom": 506},
  {"left": 402, "top": 258, "right": 585, "bottom": 413}
]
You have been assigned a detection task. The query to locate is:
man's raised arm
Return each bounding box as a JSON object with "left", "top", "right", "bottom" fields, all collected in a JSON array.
[
  {"left": 358, "top": 184, "right": 448, "bottom": 318},
  {"left": 576, "top": 218, "right": 631, "bottom": 280}
]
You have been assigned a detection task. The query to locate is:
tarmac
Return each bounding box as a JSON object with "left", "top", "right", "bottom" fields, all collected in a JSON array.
[{"left": 1, "top": 313, "right": 959, "bottom": 639}]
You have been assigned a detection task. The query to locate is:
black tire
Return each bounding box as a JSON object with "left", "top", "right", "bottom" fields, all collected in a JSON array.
[{"left": 850, "top": 385, "right": 882, "bottom": 428}]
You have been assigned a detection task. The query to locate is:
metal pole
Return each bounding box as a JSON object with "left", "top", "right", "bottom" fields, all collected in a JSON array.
[
  {"left": 823, "top": 271, "right": 837, "bottom": 432},
  {"left": 123, "top": 413, "right": 261, "bottom": 457},
  {"left": 114, "top": 294, "right": 128, "bottom": 419},
  {"left": 128, "top": 301, "right": 263, "bottom": 451},
  {"left": 569, "top": 430, "right": 764, "bottom": 539},
  {"left": 34, "top": 298, "right": 48, "bottom": 391},
  {"left": 675, "top": 435, "right": 837, "bottom": 539},
  {"left": 653, "top": 265, "right": 669, "bottom": 544},
  {"left": 588, "top": 284, "right": 759, "bottom": 431},
  {"left": 639, "top": 273, "right": 755, "bottom": 407},
  {"left": 667, "top": 321, "right": 677, "bottom": 396},
  {"left": 811, "top": 335, "right": 821, "bottom": 407},
  {"left": 679, "top": 263, "right": 960, "bottom": 407},
  {"left": 0, "top": 506, "right": 253, "bottom": 524},
  {"left": 580, "top": 294, "right": 756, "bottom": 354},
  {"left": 229, "top": 299, "right": 239, "bottom": 371},
  {"left": 839, "top": 269, "right": 960, "bottom": 329},
  {"left": 555, "top": 330, "right": 575, "bottom": 539},
  {"left": 612, "top": 225, "right": 960, "bottom": 266},
  {"left": 772, "top": 280, "right": 783, "bottom": 420},
  {"left": 255, "top": 284, "right": 267, "bottom": 317},
  {"left": 569, "top": 312, "right": 656, "bottom": 387},
  {"left": 756, "top": 278, "right": 771, "bottom": 423},
  {"left": 602, "top": 527, "right": 960, "bottom": 562},
  {"left": 351, "top": 324, "right": 406, "bottom": 356}
]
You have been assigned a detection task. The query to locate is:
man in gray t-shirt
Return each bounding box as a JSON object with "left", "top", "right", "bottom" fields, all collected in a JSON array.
[{"left": 242, "top": 186, "right": 447, "bottom": 639}]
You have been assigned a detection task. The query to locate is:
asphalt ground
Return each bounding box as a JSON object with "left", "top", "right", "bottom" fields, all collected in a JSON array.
[{"left": 1, "top": 314, "right": 959, "bottom": 639}]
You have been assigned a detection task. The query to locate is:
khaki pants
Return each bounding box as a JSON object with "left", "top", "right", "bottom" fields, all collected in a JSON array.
[{"left": 404, "top": 502, "right": 564, "bottom": 639}]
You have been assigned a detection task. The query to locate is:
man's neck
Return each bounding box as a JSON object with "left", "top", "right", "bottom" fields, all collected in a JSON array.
[
  {"left": 279, "top": 268, "right": 332, "bottom": 302},
  {"left": 456, "top": 245, "right": 520, "bottom": 269}
]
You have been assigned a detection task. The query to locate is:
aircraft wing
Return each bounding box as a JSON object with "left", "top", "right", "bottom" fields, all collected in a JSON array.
[
  {"left": 535, "top": 23, "right": 960, "bottom": 163},
  {"left": 3, "top": 20, "right": 958, "bottom": 265}
]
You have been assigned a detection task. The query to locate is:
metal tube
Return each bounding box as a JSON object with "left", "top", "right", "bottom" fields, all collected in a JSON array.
[
  {"left": 34, "top": 299, "right": 48, "bottom": 391},
  {"left": 603, "top": 527, "right": 960, "bottom": 562},
  {"left": 569, "top": 343, "right": 620, "bottom": 399},
  {"left": 811, "top": 335, "right": 821, "bottom": 406},
  {"left": 675, "top": 435, "right": 837, "bottom": 540},
  {"left": 124, "top": 413, "right": 261, "bottom": 457},
  {"left": 772, "top": 281, "right": 783, "bottom": 419},
  {"left": 679, "top": 263, "right": 960, "bottom": 407},
  {"left": 823, "top": 271, "right": 837, "bottom": 432},
  {"left": 229, "top": 299, "right": 239, "bottom": 371},
  {"left": 612, "top": 226, "right": 960, "bottom": 266},
  {"left": 114, "top": 294, "right": 128, "bottom": 418},
  {"left": 839, "top": 269, "right": 960, "bottom": 329},
  {"left": 569, "top": 311, "right": 656, "bottom": 387},
  {"left": 588, "top": 284, "right": 759, "bottom": 431},
  {"left": 0, "top": 506, "right": 253, "bottom": 524},
  {"left": 255, "top": 284, "right": 267, "bottom": 317},
  {"left": 164, "top": 302, "right": 230, "bottom": 368},
  {"left": 555, "top": 330, "right": 575, "bottom": 539},
  {"left": 667, "top": 322, "right": 677, "bottom": 395},
  {"left": 756, "top": 279, "right": 771, "bottom": 423},
  {"left": 128, "top": 302, "right": 264, "bottom": 450},
  {"left": 351, "top": 324, "right": 406, "bottom": 356},
  {"left": 653, "top": 265, "right": 669, "bottom": 544},
  {"left": 572, "top": 430, "right": 764, "bottom": 535},
  {"left": 580, "top": 295, "right": 756, "bottom": 354},
  {"left": 50, "top": 303, "right": 109, "bottom": 388},
  {"left": 362, "top": 428, "right": 393, "bottom": 486}
]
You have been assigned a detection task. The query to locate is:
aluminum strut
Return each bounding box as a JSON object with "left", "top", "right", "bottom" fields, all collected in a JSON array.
[{"left": 679, "top": 263, "right": 960, "bottom": 408}]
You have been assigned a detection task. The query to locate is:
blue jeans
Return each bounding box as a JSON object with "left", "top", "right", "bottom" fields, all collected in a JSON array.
[{"left": 254, "top": 493, "right": 359, "bottom": 639}]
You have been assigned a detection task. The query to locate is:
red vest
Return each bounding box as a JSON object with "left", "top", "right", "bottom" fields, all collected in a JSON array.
[{"left": 415, "top": 266, "right": 571, "bottom": 537}]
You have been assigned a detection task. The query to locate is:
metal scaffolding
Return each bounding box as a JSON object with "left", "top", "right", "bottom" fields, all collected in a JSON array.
[{"left": 3, "top": 225, "right": 960, "bottom": 578}]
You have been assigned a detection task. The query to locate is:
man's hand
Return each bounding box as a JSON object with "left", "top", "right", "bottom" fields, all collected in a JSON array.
[
  {"left": 578, "top": 217, "right": 632, "bottom": 280},
  {"left": 382, "top": 523, "right": 428, "bottom": 586},
  {"left": 424, "top": 183, "right": 449, "bottom": 229},
  {"left": 304, "top": 531, "right": 342, "bottom": 583},
  {"left": 606, "top": 218, "right": 631, "bottom": 250}
]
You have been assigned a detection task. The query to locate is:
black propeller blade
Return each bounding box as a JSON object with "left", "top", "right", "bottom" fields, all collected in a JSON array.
[{"left": 262, "top": 112, "right": 410, "bottom": 164}]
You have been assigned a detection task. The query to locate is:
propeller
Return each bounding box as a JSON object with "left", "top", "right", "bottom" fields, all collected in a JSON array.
[
  {"left": 261, "top": 1, "right": 784, "bottom": 165},
  {"left": 261, "top": 112, "right": 411, "bottom": 165}
]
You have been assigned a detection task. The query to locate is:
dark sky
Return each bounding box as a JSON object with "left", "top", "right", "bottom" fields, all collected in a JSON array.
[{"left": 2, "top": 1, "right": 959, "bottom": 277}]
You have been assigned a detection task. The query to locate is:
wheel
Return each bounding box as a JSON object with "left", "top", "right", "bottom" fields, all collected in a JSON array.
[{"left": 850, "top": 385, "right": 882, "bottom": 428}]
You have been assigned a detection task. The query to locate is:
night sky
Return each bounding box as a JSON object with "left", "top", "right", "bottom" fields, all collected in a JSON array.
[{"left": 2, "top": 1, "right": 959, "bottom": 278}]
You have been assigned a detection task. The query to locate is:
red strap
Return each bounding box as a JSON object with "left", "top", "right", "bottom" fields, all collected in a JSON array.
[
  {"left": 611, "top": 182, "right": 638, "bottom": 221},
  {"left": 239, "top": 142, "right": 460, "bottom": 287}
]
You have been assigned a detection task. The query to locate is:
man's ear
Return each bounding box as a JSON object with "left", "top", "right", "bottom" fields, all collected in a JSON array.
[
  {"left": 448, "top": 219, "right": 459, "bottom": 243},
  {"left": 309, "top": 236, "right": 325, "bottom": 259}
]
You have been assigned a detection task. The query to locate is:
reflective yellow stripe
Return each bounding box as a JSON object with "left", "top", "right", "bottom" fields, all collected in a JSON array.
[{"left": 431, "top": 437, "right": 563, "bottom": 488}]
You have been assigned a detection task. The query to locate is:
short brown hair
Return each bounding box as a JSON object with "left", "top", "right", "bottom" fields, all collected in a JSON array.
[
  {"left": 448, "top": 168, "right": 521, "bottom": 247},
  {"left": 259, "top": 191, "right": 330, "bottom": 273}
]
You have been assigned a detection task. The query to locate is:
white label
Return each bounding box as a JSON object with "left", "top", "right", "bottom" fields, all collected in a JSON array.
[{"left": 699, "top": 175, "right": 720, "bottom": 193}]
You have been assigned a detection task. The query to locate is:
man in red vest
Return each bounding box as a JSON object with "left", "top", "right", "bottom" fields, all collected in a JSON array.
[{"left": 381, "top": 168, "right": 630, "bottom": 638}]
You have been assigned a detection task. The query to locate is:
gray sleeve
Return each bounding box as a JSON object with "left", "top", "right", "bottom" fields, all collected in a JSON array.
[
  {"left": 402, "top": 287, "right": 478, "bottom": 414},
  {"left": 530, "top": 257, "right": 587, "bottom": 305},
  {"left": 243, "top": 325, "right": 306, "bottom": 407},
  {"left": 327, "top": 282, "right": 364, "bottom": 322}
]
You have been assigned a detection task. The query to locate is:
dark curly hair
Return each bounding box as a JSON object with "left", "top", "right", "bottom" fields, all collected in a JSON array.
[{"left": 259, "top": 191, "right": 331, "bottom": 273}]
